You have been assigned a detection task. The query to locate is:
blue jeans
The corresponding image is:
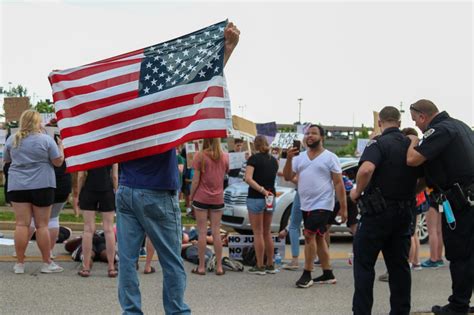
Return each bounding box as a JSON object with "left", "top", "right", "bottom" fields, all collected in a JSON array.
[
  {"left": 288, "top": 192, "right": 302, "bottom": 258},
  {"left": 116, "top": 186, "right": 191, "bottom": 315}
]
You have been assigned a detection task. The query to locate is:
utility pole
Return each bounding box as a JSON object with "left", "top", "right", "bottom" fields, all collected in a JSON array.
[
  {"left": 238, "top": 104, "right": 247, "bottom": 117},
  {"left": 297, "top": 98, "right": 303, "bottom": 124},
  {"left": 399, "top": 101, "right": 405, "bottom": 113}
]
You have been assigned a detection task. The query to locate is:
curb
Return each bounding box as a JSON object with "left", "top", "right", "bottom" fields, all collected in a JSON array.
[{"left": 0, "top": 221, "right": 196, "bottom": 232}]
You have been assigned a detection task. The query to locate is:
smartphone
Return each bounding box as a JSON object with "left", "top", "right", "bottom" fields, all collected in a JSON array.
[
  {"left": 293, "top": 140, "right": 301, "bottom": 155},
  {"left": 281, "top": 150, "right": 288, "bottom": 159}
]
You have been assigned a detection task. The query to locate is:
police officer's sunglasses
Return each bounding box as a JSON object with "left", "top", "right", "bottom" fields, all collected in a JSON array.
[{"left": 409, "top": 104, "right": 424, "bottom": 114}]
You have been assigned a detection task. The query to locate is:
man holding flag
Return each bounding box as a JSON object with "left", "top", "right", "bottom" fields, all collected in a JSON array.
[{"left": 50, "top": 20, "right": 240, "bottom": 314}]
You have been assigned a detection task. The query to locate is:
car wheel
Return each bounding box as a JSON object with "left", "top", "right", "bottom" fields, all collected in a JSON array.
[
  {"left": 279, "top": 205, "right": 292, "bottom": 244},
  {"left": 418, "top": 213, "right": 429, "bottom": 244}
]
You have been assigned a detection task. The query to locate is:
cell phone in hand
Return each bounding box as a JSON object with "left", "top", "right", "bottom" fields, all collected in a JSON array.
[{"left": 293, "top": 140, "right": 301, "bottom": 155}]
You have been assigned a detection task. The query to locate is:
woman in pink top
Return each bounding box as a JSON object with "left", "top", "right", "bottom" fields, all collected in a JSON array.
[{"left": 190, "top": 138, "right": 229, "bottom": 275}]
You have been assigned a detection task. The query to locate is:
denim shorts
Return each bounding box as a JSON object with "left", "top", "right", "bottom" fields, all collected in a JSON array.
[{"left": 247, "top": 198, "right": 275, "bottom": 214}]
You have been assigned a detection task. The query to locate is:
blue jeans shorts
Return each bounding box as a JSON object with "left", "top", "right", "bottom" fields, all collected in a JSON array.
[{"left": 247, "top": 198, "right": 275, "bottom": 214}]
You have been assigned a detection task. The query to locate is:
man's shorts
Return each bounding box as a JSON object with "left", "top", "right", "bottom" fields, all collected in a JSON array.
[
  {"left": 79, "top": 190, "right": 115, "bottom": 212},
  {"left": 8, "top": 188, "right": 55, "bottom": 207},
  {"left": 302, "top": 210, "right": 331, "bottom": 236},
  {"left": 329, "top": 198, "right": 359, "bottom": 227}
]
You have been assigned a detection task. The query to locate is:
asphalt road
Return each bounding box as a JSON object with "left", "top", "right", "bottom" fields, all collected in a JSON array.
[{"left": 0, "top": 233, "right": 461, "bottom": 315}]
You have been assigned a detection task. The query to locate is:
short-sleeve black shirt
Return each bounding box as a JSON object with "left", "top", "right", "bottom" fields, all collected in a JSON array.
[
  {"left": 246, "top": 153, "right": 279, "bottom": 199},
  {"left": 414, "top": 111, "right": 474, "bottom": 190},
  {"left": 360, "top": 127, "right": 423, "bottom": 200}
]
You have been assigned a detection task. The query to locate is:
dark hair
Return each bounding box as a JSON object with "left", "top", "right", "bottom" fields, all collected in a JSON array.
[
  {"left": 401, "top": 127, "right": 418, "bottom": 137},
  {"left": 379, "top": 106, "right": 400, "bottom": 122},
  {"left": 234, "top": 138, "right": 244, "bottom": 144},
  {"left": 309, "top": 124, "right": 325, "bottom": 137},
  {"left": 254, "top": 135, "right": 270, "bottom": 154}
]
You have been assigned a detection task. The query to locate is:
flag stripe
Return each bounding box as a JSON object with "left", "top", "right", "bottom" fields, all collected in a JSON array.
[
  {"left": 51, "top": 63, "right": 141, "bottom": 94},
  {"left": 62, "top": 99, "right": 227, "bottom": 148},
  {"left": 64, "top": 107, "right": 225, "bottom": 157},
  {"left": 55, "top": 81, "right": 138, "bottom": 112},
  {"left": 53, "top": 72, "right": 141, "bottom": 102},
  {"left": 60, "top": 86, "right": 224, "bottom": 139},
  {"left": 56, "top": 90, "right": 138, "bottom": 121},
  {"left": 65, "top": 129, "right": 225, "bottom": 173},
  {"left": 49, "top": 58, "right": 142, "bottom": 85},
  {"left": 63, "top": 97, "right": 228, "bottom": 147},
  {"left": 57, "top": 76, "right": 225, "bottom": 126}
]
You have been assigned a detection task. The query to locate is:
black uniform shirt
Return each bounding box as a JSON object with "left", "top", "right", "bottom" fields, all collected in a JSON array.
[
  {"left": 415, "top": 111, "right": 474, "bottom": 190},
  {"left": 360, "top": 127, "right": 422, "bottom": 200}
]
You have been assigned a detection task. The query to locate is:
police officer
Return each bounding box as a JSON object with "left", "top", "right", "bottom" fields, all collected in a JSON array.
[
  {"left": 407, "top": 99, "right": 474, "bottom": 315},
  {"left": 350, "top": 106, "right": 422, "bottom": 315}
]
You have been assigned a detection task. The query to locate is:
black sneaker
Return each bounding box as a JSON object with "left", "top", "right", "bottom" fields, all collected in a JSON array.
[
  {"left": 313, "top": 270, "right": 337, "bottom": 284},
  {"left": 432, "top": 304, "right": 468, "bottom": 315},
  {"left": 296, "top": 270, "right": 313, "bottom": 288}
]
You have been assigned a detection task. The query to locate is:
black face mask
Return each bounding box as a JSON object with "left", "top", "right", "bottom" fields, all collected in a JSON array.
[{"left": 306, "top": 139, "right": 321, "bottom": 148}]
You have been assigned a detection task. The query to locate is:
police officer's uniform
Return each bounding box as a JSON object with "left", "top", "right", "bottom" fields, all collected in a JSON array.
[
  {"left": 414, "top": 111, "right": 474, "bottom": 314},
  {"left": 353, "top": 127, "right": 422, "bottom": 315}
]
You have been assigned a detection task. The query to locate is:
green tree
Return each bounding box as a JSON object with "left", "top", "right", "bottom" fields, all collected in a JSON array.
[
  {"left": 34, "top": 100, "right": 55, "bottom": 113},
  {"left": 5, "top": 84, "right": 29, "bottom": 97},
  {"left": 336, "top": 127, "right": 370, "bottom": 157}
]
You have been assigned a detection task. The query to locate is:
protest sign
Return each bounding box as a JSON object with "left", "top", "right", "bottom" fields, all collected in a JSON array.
[
  {"left": 227, "top": 234, "right": 285, "bottom": 260},
  {"left": 271, "top": 133, "right": 303, "bottom": 149}
]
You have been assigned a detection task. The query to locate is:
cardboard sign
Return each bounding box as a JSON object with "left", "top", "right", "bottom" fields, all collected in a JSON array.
[
  {"left": 271, "top": 133, "right": 304, "bottom": 149},
  {"left": 185, "top": 141, "right": 200, "bottom": 169},
  {"left": 0, "top": 130, "right": 6, "bottom": 145},
  {"left": 356, "top": 138, "right": 370, "bottom": 157},
  {"left": 227, "top": 234, "right": 286, "bottom": 260},
  {"left": 229, "top": 152, "right": 246, "bottom": 170},
  {"left": 40, "top": 113, "right": 56, "bottom": 126}
]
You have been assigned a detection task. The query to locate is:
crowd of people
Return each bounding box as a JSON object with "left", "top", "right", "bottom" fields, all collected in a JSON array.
[{"left": 2, "top": 22, "right": 473, "bottom": 315}]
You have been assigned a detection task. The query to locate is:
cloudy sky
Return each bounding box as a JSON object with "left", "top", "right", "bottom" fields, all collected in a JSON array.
[{"left": 1, "top": 0, "right": 472, "bottom": 129}]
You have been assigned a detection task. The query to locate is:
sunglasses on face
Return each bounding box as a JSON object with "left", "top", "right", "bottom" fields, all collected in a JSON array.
[{"left": 409, "top": 104, "right": 424, "bottom": 114}]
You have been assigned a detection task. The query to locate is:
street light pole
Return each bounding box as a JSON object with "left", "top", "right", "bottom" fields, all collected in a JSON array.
[{"left": 297, "top": 98, "right": 303, "bottom": 124}]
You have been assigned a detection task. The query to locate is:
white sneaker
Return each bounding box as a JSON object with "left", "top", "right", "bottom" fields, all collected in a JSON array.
[
  {"left": 282, "top": 262, "right": 299, "bottom": 270},
  {"left": 40, "top": 262, "right": 64, "bottom": 273},
  {"left": 14, "top": 263, "right": 25, "bottom": 274}
]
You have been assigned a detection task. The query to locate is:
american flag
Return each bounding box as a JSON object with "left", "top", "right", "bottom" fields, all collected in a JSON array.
[{"left": 49, "top": 20, "right": 231, "bottom": 172}]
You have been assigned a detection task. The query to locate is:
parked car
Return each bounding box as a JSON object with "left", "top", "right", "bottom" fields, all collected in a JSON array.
[
  {"left": 221, "top": 158, "right": 429, "bottom": 244},
  {"left": 221, "top": 159, "right": 359, "bottom": 236}
]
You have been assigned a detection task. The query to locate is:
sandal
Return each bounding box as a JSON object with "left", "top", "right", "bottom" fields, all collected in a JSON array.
[
  {"left": 108, "top": 269, "right": 118, "bottom": 278},
  {"left": 144, "top": 266, "right": 156, "bottom": 275},
  {"left": 191, "top": 267, "right": 206, "bottom": 275},
  {"left": 215, "top": 269, "right": 225, "bottom": 276},
  {"left": 78, "top": 269, "right": 91, "bottom": 277}
]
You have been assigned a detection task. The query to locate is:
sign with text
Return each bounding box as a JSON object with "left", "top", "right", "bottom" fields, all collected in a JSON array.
[
  {"left": 229, "top": 152, "right": 246, "bottom": 170},
  {"left": 40, "top": 113, "right": 56, "bottom": 126},
  {"left": 356, "top": 138, "right": 370, "bottom": 157},
  {"left": 227, "top": 234, "right": 285, "bottom": 260},
  {"left": 271, "top": 133, "right": 304, "bottom": 149}
]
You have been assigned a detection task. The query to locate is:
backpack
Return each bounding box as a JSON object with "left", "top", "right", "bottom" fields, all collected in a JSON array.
[
  {"left": 222, "top": 257, "right": 244, "bottom": 272},
  {"left": 241, "top": 246, "right": 257, "bottom": 266}
]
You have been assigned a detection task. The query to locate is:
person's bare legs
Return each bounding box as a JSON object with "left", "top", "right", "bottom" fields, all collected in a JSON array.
[
  {"left": 426, "top": 207, "right": 442, "bottom": 261},
  {"left": 316, "top": 233, "right": 331, "bottom": 270},
  {"left": 13, "top": 202, "right": 33, "bottom": 264},
  {"left": 209, "top": 210, "right": 224, "bottom": 273},
  {"left": 435, "top": 211, "right": 443, "bottom": 261},
  {"left": 102, "top": 211, "right": 116, "bottom": 271},
  {"left": 304, "top": 232, "right": 317, "bottom": 271},
  {"left": 144, "top": 237, "right": 155, "bottom": 273},
  {"left": 195, "top": 208, "right": 208, "bottom": 273},
  {"left": 248, "top": 212, "right": 265, "bottom": 268},
  {"left": 263, "top": 212, "right": 274, "bottom": 267},
  {"left": 409, "top": 216, "right": 421, "bottom": 265},
  {"left": 32, "top": 205, "right": 53, "bottom": 264},
  {"left": 81, "top": 210, "right": 96, "bottom": 270},
  {"left": 49, "top": 226, "right": 59, "bottom": 252}
]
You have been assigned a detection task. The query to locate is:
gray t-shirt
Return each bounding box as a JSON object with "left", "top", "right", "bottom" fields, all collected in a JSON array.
[{"left": 4, "top": 133, "right": 60, "bottom": 191}]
